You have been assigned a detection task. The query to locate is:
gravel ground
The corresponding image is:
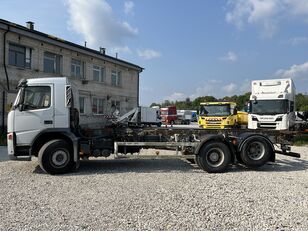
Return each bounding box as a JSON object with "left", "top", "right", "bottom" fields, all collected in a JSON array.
[{"left": 0, "top": 146, "right": 307, "bottom": 230}]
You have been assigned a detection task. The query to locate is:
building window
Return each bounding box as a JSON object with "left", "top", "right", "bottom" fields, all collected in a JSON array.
[
  {"left": 111, "top": 70, "right": 121, "bottom": 86},
  {"left": 111, "top": 100, "right": 121, "bottom": 112},
  {"left": 79, "top": 97, "right": 85, "bottom": 114},
  {"left": 92, "top": 98, "right": 105, "bottom": 114},
  {"left": 44, "top": 52, "right": 61, "bottom": 74},
  {"left": 9, "top": 44, "right": 31, "bottom": 68},
  {"left": 93, "top": 65, "right": 105, "bottom": 82},
  {"left": 71, "top": 59, "right": 84, "bottom": 79}
]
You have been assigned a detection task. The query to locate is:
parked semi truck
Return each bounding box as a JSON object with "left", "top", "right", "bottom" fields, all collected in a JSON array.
[
  {"left": 198, "top": 102, "right": 248, "bottom": 129},
  {"left": 248, "top": 78, "right": 296, "bottom": 130},
  {"left": 159, "top": 107, "right": 192, "bottom": 125},
  {"left": 191, "top": 110, "right": 198, "bottom": 122},
  {"left": 7, "top": 77, "right": 301, "bottom": 175},
  {"left": 160, "top": 106, "right": 177, "bottom": 125}
]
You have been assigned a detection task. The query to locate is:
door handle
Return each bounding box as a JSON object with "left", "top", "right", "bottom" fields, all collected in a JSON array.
[{"left": 44, "top": 120, "right": 53, "bottom": 125}]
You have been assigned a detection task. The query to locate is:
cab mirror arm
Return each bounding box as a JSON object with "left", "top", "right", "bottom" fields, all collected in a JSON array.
[{"left": 18, "top": 104, "right": 24, "bottom": 112}]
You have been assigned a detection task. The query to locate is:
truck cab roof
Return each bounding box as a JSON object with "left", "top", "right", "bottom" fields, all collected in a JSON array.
[
  {"left": 25, "top": 77, "right": 68, "bottom": 85},
  {"left": 250, "top": 78, "right": 295, "bottom": 101}
]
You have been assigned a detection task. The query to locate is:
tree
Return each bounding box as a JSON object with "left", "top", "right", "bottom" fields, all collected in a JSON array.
[
  {"left": 162, "top": 100, "right": 172, "bottom": 107},
  {"left": 236, "top": 92, "right": 251, "bottom": 110},
  {"left": 192, "top": 96, "right": 217, "bottom": 109},
  {"left": 296, "top": 93, "right": 308, "bottom": 111},
  {"left": 150, "top": 103, "right": 161, "bottom": 108},
  {"left": 149, "top": 92, "right": 308, "bottom": 112}
]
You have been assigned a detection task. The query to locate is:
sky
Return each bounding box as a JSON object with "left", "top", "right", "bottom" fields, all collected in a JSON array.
[{"left": 1, "top": 0, "right": 308, "bottom": 105}]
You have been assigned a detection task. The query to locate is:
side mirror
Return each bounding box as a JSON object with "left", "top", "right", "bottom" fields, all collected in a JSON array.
[
  {"left": 233, "top": 108, "right": 238, "bottom": 115},
  {"left": 246, "top": 103, "right": 250, "bottom": 113},
  {"left": 18, "top": 104, "right": 24, "bottom": 112}
]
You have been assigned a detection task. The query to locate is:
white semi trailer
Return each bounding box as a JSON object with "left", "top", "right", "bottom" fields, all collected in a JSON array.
[
  {"left": 7, "top": 77, "right": 301, "bottom": 175},
  {"left": 248, "top": 78, "right": 296, "bottom": 130}
]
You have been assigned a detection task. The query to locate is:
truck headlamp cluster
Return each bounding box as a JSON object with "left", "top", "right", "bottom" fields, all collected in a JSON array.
[{"left": 251, "top": 116, "right": 258, "bottom": 121}]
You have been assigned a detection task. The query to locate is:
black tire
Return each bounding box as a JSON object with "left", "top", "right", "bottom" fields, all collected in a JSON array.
[
  {"left": 195, "top": 155, "right": 203, "bottom": 169},
  {"left": 240, "top": 137, "right": 272, "bottom": 168},
  {"left": 197, "top": 141, "right": 231, "bottom": 173},
  {"left": 38, "top": 139, "right": 74, "bottom": 175}
]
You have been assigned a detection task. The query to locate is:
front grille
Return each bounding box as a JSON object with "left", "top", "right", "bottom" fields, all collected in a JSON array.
[
  {"left": 206, "top": 121, "right": 221, "bottom": 124},
  {"left": 259, "top": 122, "right": 277, "bottom": 129}
]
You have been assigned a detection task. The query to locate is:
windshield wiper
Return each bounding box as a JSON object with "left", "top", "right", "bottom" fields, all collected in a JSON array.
[{"left": 24, "top": 103, "right": 39, "bottom": 110}]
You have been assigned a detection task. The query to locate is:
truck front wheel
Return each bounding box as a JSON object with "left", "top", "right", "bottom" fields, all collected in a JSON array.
[
  {"left": 196, "top": 141, "right": 231, "bottom": 173},
  {"left": 38, "top": 139, "right": 74, "bottom": 175}
]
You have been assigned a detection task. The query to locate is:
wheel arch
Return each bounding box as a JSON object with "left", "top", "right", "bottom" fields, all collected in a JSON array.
[
  {"left": 30, "top": 129, "right": 79, "bottom": 162},
  {"left": 237, "top": 133, "right": 275, "bottom": 162},
  {"left": 195, "top": 134, "right": 235, "bottom": 159}
]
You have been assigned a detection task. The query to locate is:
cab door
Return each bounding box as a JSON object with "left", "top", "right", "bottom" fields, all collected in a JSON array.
[{"left": 14, "top": 84, "right": 54, "bottom": 145}]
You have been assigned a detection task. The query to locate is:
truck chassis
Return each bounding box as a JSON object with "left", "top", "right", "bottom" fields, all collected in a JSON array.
[
  {"left": 11, "top": 126, "right": 301, "bottom": 175},
  {"left": 7, "top": 77, "right": 302, "bottom": 175}
]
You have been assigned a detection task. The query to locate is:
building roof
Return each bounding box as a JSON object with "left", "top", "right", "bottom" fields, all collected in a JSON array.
[{"left": 0, "top": 18, "right": 143, "bottom": 72}]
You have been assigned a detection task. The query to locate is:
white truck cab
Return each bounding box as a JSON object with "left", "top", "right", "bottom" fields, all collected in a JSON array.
[
  {"left": 248, "top": 78, "right": 296, "bottom": 130},
  {"left": 7, "top": 77, "right": 72, "bottom": 160}
]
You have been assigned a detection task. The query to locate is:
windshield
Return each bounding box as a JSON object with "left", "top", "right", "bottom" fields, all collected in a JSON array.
[
  {"left": 199, "top": 105, "right": 231, "bottom": 116},
  {"left": 21, "top": 86, "right": 51, "bottom": 110},
  {"left": 161, "top": 110, "right": 168, "bottom": 115},
  {"left": 250, "top": 100, "right": 288, "bottom": 115}
]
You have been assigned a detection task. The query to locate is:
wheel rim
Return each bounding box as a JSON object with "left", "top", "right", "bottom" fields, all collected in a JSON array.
[
  {"left": 246, "top": 141, "right": 265, "bottom": 160},
  {"left": 206, "top": 148, "right": 225, "bottom": 167},
  {"left": 51, "top": 150, "right": 69, "bottom": 168}
]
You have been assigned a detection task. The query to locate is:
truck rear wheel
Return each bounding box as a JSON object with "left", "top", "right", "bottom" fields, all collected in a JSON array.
[
  {"left": 195, "top": 155, "right": 203, "bottom": 168},
  {"left": 38, "top": 139, "right": 74, "bottom": 175},
  {"left": 197, "top": 141, "right": 231, "bottom": 173},
  {"left": 240, "top": 137, "right": 272, "bottom": 168}
]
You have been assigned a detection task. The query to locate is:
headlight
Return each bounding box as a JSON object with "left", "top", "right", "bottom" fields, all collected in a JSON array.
[{"left": 251, "top": 116, "right": 258, "bottom": 121}]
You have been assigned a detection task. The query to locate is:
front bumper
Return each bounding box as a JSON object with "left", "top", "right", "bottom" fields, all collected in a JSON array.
[{"left": 7, "top": 132, "right": 31, "bottom": 160}]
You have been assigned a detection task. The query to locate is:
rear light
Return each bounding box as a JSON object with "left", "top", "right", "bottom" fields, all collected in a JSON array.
[{"left": 7, "top": 133, "right": 13, "bottom": 140}]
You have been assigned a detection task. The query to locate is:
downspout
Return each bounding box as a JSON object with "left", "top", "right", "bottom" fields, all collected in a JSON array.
[
  {"left": 3, "top": 25, "right": 10, "bottom": 91},
  {"left": 2, "top": 25, "right": 10, "bottom": 134},
  {"left": 1, "top": 91, "right": 5, "bottom": 134},
  {"left": 137, "top": 71, "right": 139, "bottom": 107}
]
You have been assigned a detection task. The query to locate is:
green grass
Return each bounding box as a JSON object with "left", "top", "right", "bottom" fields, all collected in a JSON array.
[
  {"left": 293, "top": 135, "right": 308, "bottom": 146},
  {"left": 0, "top": 133, "right": 7, "bottom": 146}
]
